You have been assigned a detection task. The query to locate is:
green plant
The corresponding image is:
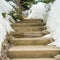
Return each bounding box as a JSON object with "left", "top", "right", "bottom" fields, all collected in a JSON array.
[
  {"left": 9, "top": 6, "right": 23, "bottom": 21},
  {"left": 20, "top": 0, "right": 35, "bottom": 10},
  {"left": 2, "top": 13, "right": 6, "bottom": 18},
  {"left": 42, "top": 0, "right": 55, "bottom": 3}
]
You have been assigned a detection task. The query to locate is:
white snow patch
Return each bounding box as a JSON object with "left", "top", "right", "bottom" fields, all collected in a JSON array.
[
  {"left": 8, "top": 1, "right": 18, "bottom": 8},
  {"left": 45, "top": 0, "right": 60, "bottom": 47},
  {"left": 0, "top": 0, "right": 14, "bottom": 13},
  {"left": 27, "top": 2, "right": 49, "bottom": 23},
  {"left": 0, "top": 0, "right": 15, "bottom": 56}
]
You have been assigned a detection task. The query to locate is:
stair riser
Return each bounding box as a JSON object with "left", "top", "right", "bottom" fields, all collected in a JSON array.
[
  {"left": 13, "top": 26, "right": 46, "bottom": 29},
  {"left": 21, "top": 21, "right": 43, "bottom": 23},
  {"left": 13, "top": 31, "right": 49, "bottom": 33},
  {"left": 12, "top": 30, "right": 50, "bottom": 37},
  {"left": 21, "top": 20, "right": 43, "bottom": 23},
  {"left": 12, "top": 33, "right": 46, "bottom": 38},
  {"left": 10, "top": 38, "right": 52, "bottom": 46},
  {"left": 11, "top": 23, "right": 44, "bottom": 27},
  {"left": 8, "top": 51, "right": 60, "bottom": 58},
  {"left": 17, "top": 19, "right": 43, "bottom": 23},
  {"left": 13, "top": 27, "right": 46, "bottom": 32},
  {"left": 12, "top": 31, "right": 49, "bottom": 38}
]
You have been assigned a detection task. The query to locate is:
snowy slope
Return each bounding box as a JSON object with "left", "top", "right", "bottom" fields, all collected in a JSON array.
[
  {"left": 0, "top": 0, "right": 15, "bottom": 56},
  {"left": 28, "top": 2, "right": 49, "bottom": 23},
  {"left": 45, "top": 0, "right": 60, "bottom": 47}
]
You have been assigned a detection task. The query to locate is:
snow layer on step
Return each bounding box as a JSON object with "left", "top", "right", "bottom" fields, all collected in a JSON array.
[
  {"left": 28, "top": 2, "right": 49, "bottom": 23},
  {"left": 46, "top": 0, "right": 60, "bottom": 47}
]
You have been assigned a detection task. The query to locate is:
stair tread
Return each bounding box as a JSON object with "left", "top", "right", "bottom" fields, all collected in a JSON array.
[
  {"left": 23, "top": 19, "right": 43, "bottom": 21},
  {"left": 11, "top": 58, "right": 55, "bottom": 60},
  {"left": 13, "top": 30, "right": 49, "bottom": 34},
  {"left": 12, "top": 23, "right": 44, "bottom": 27},
  {"left": 9, "top": 46, "right": 60, "bottom": 51},
  {"left": 8, "top": 46, "right": 60, "bottom": 58},
  {"left": 14, "top": 30, "right": 48, "bottom": 33},
  {"left": 17, "top": 19, "right": 43, "bottom": 23},
  {"left": 13, "top": 32, "right": 49, "bottom": 37},
  {"left": 12, "top": 26, "right": 46, "bottom": 28},
  {"left": 11, "top": 37, "right": 52, "bottom": 41},
  {"left": 11, "top": 37, "right": 53, "bottom": 45}
]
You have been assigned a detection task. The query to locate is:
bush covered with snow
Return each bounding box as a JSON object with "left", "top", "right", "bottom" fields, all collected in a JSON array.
[
  {"left": 0, "top": 12, "right": 14, "bottom": 56},
  {"left": 0, "top": 0, "right": 22, "bottom": 56},
  {"left": 27, "top": 2, "right": 50, "bottom": 23},
  {"left": 45, "top": 0, "right": 60, "bottom": 47},
  {"left": 8, "top": 1, "right": 23, "bottom": 21}
]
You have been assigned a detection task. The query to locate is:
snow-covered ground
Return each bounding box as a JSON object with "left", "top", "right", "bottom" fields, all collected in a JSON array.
[
  {"left": 0, "top": 0, "right": 15, "bottom": 13},
  {"left": 0, "top": 0, "right": 60, "bottom": 57},
  {"left": 27, "top": 2, "right": 50, "bottom": 23},
  {"left": 27, "top": 0, "right": 60, "bottom": 48},
  {"left": 0, "top": 12, "right": 14, "bottom": 56},
  {"left": 8, "top": 1, "right": 19, "bottom": 8},
  {"left": 0, "top": 0, "right": 17, "bottom": 56},
  {"left": 44, "top": 0, "right": 60, "bottom": 47}
]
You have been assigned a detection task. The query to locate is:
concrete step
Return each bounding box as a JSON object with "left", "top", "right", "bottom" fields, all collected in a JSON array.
[
  {"left": 13, "top": 26, "right": 46, "bottom": 32},
  {"left": 10, "top": 37, "right": 53, "bottom": 46},
  {"left": 20, "top": 19, "right": 43, "bottom": 23},
  {"left": 13, "top": 29, "right": 49, "bottom": 33},
  {"left": 14, "top": 30, "right": 46, "bottom": 33},
  {"left": 11, "top": 58, "right": 55, "bottom": 60},
  {"left": 11, "top": 22, "right": 44, "bottom": 27},
  {"left": 8, "top": 46, "right": 60, "bottom": 58},
  {"left": 12, "top": 30, "right": 49, "bottom": 38}
]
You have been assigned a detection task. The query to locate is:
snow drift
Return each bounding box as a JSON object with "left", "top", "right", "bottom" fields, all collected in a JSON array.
[
  {"left": 45, "top": 0, "right": 60, "bottom": 47},
  {"left": 27, "top": 2, "right": 49, "bottom": 23},
  {"left": 8, "top": 1, "right": 18, "bottom": 8},
  {"left": 0, "top": 12, "right": 14, "bottom": 56},
  {"left": 0, "top": 0, "right": 14, "bottom": 13},
  {"left": 0, "top": 0, "right": 16, "bottom": 56}
]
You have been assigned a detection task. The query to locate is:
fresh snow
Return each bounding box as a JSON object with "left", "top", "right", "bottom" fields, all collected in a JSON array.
[
  {"left": 8, "top": 1, "right": 18, "bottom": 7},
  {"left": 0, "top": 0, "right": 14, "bottom": 13},
  {"left": 27, "top": 2, "right": 49, "bottom": 23},
  {"left": 45, "top": 0, "right": 60, "bottom": 47},
  {"left": 0, "top": 0, "right": 15, "bottom": 56}
]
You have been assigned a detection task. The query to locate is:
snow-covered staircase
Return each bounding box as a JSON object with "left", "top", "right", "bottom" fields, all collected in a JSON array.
[{"left": 8, "top": 19, "right": 60, "bottom": 60}]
